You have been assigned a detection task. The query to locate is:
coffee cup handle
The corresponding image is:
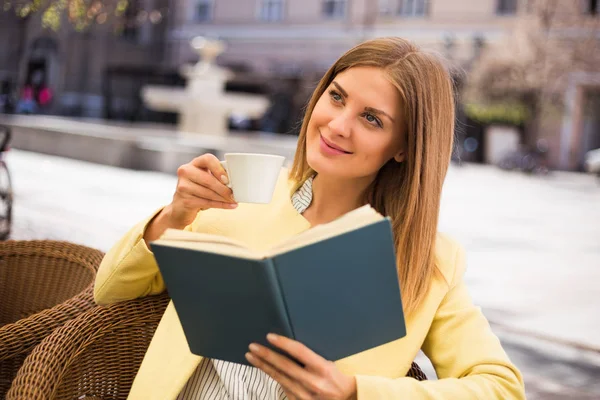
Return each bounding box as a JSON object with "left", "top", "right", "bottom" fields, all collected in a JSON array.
[{"left": 220, "top": 160, "right": 232, "bottom": 188}]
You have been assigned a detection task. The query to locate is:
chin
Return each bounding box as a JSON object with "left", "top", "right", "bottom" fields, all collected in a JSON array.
[{"left": 306, "top": 147, "right": 350, "bottom": 178}]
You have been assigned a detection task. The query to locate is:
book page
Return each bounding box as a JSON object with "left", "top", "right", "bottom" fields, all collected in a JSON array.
[
  {"left": 151, "top": 206, "right": 384, "bottom": 259},
  {"left": 267, "top": 205, "right": 384, "bottom": 257},
  {"left": 153, "top": 230, "right": 262, "bottom": 260}
]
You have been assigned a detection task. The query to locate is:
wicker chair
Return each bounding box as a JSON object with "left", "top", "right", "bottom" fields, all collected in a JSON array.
[
  {"left": 0, "top": 240, "right": 104, "bottom": 397},
  {"left": 7, "top": 293, "right": 170, "bottom": 399},
  {"left": 8, "top": 291, "right": 426, "bottom": 400}
]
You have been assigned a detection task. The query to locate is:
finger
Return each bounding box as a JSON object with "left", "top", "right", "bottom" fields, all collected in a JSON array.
[
  {"left": 178, "top": 192, "right": 238, "bottom": 210},
  {"left": 199, "top": 200, "right": 238, "bottom": 210},
  {"left": 267, "top": 333, "right": 328, "bottom": 373},
  {"left": 178, "top": 181, "right": 234, "bottom": 204},
  {"left": 283, "top": 389, "right": 305, "bottom": 400},
  {"left": 248, "top": 344, "right": 317, "bottom": 390},
  {"left": 178, "top": 164, "right": 234, "bottom": 202},
  {"left": 246, "top": 352, "right": 314, "bottom": 400},
  {"left": 190, "top": 154, "right": 229, "bottom": 184}
]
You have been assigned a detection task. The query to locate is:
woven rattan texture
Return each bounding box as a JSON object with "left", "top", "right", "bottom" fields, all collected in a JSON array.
[
  {"left": 0, "top": 240, "right": 103, "bottom": 397},
  {"left": 7, "top": 293, "right": 170, "bottom": 399},
  {"left": 407, "top": 361, "right": 428, "bottom": 381}
]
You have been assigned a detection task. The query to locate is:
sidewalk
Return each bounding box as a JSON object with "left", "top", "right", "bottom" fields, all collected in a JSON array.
[{"left": 439, "top": 165, "right": 600, "bottom": 352}]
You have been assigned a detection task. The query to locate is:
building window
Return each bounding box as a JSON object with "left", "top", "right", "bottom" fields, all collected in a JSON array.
[
  {"left": 586, "top": 0, "right": 599, "bottom": 15},
  {"left": 259, "top": 0, "right": 285, "bottom": 21},
  {"left": 323, "top": 0, "right": 347, "bottom": 19},
  {"left": 524, "top": 0, "right": 534, "bottom": 13},
  {"left": 195, "top": 0, "right": 213, "bottom": 22},
  {"left": 398, "top": 0, "right": 428, "bottom": 17},
  {"left": 379, "top": 0, "right": 394, "bottom": 15},
  {"left": 496, "top": 0, "right": 518, "bottom": 15}
]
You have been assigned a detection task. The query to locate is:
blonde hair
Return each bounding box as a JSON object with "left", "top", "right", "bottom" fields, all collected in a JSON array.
[{"left": 290, "top": 37, "right": 455, "bottom": 315}]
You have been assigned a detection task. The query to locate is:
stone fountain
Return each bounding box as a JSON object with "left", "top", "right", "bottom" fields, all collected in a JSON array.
[{"left": 141, "top": 37, "right": 269, "bottom": 136}]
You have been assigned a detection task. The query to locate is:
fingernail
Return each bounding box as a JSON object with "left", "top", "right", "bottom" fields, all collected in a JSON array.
[
  {"left": 249, "top": 343, "right": 260, "bottom": 353},
  {"left": 228, "top": 203, "right": 238, "bottom": 208},
  {"left": 221, "top": 175, "right": 229, "bottom": 185},
  {"left": 267, "top": 333, "right": 278, "bottom": 342},
  {"left": 245, "top": 352, "right": 255, "bottom": 362}
]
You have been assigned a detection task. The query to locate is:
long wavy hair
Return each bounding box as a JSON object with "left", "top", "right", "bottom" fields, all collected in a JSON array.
[{"left": 290, "top": 37, "right": 455, "bottom": 315}]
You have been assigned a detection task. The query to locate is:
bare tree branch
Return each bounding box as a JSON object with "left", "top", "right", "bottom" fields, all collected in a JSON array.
[{"left": 466, "top": 0, "right": 599, "bottom": 136}]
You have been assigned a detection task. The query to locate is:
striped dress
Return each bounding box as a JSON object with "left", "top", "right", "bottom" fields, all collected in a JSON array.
[{"left": 177, "top": 177, "right": 314, "bottom": 400}]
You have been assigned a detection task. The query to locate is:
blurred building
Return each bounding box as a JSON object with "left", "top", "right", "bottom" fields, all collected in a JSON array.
[
  {"left": 164, "top": 0, "right": 525, "bottom": 152},
  {"left": 165, "top": 0, "right": 520, "bottom": 161},
  {"left": 2, "top": 0, "right": 514, "bottom": 119},
  {"left": 0, "top": 0, "right": 171, "bottom": 119},
  {"left": 0, "top": 0, "right": 598, "bottom": 170},
  {"left": 167, "top": 0, "right": 520, "bottom": 76},
  {"left": 165, "top": 0, "right": 598, "bottom": 170}
]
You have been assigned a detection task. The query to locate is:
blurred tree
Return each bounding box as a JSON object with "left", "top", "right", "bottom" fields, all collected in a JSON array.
[
  {"left": 2, "top": 0, "right": 167, "bottom": 119},
  {"left": 1, "top": 0, "right": 152, "bottom": 32},
  {"left": 466, "top": 0, "right": 600, "bottom": 142}
]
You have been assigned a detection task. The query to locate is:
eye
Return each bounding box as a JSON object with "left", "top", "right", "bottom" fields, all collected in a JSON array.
[
  {"left": 364, "top": 113, "right": 383, "bottom": 128},
  {"left": 328, "top": 90, "right": 343, "bottom": 103}
]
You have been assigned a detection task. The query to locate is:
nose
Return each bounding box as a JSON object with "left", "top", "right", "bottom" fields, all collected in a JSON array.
[{"left": 327, "top": 112, "right": 352, "bottom": 138}]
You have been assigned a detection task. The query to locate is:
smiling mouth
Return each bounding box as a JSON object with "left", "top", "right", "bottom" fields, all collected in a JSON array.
[{"left": 320, "top": 134, "right": 352, "bottom": 154}]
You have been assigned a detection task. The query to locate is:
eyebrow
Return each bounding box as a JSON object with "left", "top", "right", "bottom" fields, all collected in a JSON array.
[
  {"left": 332, "top": 81, "right": 396, "bottom": 123},
  {"left": 332, "top": 81, "right": 348, "bottom": 97}
]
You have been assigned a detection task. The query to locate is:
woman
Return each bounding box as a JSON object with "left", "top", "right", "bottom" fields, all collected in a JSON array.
[{"left": 95, "top": 37, "right": 525, "bottom": 399}]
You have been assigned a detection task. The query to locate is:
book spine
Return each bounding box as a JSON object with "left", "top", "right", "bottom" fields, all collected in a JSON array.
[{"left": 264, "top": 259, "right": 295, "bottom": 339}]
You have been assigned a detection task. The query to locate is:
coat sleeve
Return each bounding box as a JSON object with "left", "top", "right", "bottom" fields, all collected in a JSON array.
[
  {"left": 355, "top": 245, "right": 526, "bottom": 399},
  {"left": 93, "top": 208, "right": 196, "bottom": 305}
]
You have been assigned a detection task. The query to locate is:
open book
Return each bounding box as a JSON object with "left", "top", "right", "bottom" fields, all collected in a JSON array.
[{"left": 151, "top": 205, "right": 406, "bottom": 365}]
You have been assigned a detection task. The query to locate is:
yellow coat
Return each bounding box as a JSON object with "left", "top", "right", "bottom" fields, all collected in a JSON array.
[{"left": 94, "top": 171, "right": 525, "bottom": 399}]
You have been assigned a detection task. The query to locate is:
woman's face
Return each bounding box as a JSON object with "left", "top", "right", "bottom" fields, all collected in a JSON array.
[{"left": 306, "top": 66, "right": 405, "bottom": 182}]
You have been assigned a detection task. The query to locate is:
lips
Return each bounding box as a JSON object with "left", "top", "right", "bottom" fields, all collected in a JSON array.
[{"left": 320, "top": 135, "right": 352, "bottom": 154}]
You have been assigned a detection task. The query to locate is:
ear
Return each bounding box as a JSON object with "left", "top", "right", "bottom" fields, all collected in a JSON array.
[{"left": 393, "top": 151, "right": 405, "bottom": 163}]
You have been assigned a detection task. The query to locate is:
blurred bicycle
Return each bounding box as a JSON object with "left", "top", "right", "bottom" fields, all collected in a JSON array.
[
  {"left": 497, "top": 140, "right": 550, "bottom": 175},
  {"left": 0, "top": 126, "right": 13, "bottom": 240}
]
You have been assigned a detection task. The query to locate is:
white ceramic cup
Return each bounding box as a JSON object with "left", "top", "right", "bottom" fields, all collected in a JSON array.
[{"left": 220, "top": 153, "right": 285, "bottom": 204}]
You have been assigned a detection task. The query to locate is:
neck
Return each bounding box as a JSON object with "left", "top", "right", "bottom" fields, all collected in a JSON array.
[{"left": 304, "top": 173, "right": 373, "bottom": 226}]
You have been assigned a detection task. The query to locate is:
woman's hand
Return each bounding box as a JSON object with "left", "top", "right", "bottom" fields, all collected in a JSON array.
[
  {"left": 143, "top": 154, "right": 237, "bottom": 243},
  {"left": 246, "top": 333, "right": 357, "bottom": 400},
  {"left": 168, "top": 153, "right": 237, "bottom": 227}
]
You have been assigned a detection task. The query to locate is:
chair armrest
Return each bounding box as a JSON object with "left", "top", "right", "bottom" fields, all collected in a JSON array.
[
  {"left": 7, "top": 293, "right": 170, "bottom": 400},
  {"left": 1, "top": 240, "right": 103, "bottom": 324},
  {"left": 0, "top": 287, "right": 95, "bottom": 362},
  {"left": 0, "top": 240, "right": 103, "bottom": 397}
]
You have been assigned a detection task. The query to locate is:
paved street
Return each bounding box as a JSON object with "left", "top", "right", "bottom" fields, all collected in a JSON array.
[{"left": 5, "top": 149, "right": 600, "bottom": 399}]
